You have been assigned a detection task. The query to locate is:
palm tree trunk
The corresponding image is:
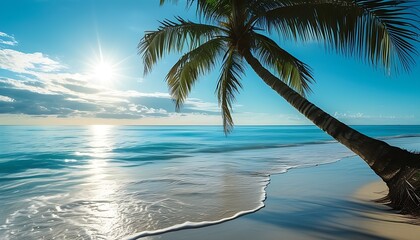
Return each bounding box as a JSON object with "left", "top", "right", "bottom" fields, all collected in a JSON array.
[{"left": 243, "top": 50, "right": 420, "bottom": 215}]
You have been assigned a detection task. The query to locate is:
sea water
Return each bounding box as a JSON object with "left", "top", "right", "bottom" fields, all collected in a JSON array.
[{"left": 0, "top": 125, "right": 419, "bottom": 239}]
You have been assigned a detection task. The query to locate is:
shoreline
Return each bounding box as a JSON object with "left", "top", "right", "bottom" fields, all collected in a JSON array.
[
  {"left": 148, "top": 156, "right": 420, "bottom": 240},
  {"left": 127, "top": 159, "right": 348, "bottom": 239},
  {"left": 126, "top": 157, "right": 349, "bottom": 239}
]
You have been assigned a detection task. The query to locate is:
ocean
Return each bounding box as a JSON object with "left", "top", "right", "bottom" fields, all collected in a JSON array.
[{"left": 0, "top": 125, "right": 419, "bottom": 239}]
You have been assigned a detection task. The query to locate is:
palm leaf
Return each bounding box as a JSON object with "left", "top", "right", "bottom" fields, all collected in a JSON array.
[
  {"left": 216, "top": 49, "right": 244, "bottom": 133},
  {"left": 255, "top": 0, "right": 419, "bottom": 72},
  {"left": 252, "top": 33, "right": 314, "bottom": 95},
  {"left": 160, "top": 0, "right": 232, "bottom": 21},
  {"left": 138, "top": 17, "right": 223, "bottom": 74},
  {"left": 166, "top": 38, "right": 226, "bottom": 109}
]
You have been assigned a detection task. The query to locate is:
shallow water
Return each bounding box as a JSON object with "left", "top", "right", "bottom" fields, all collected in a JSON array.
[{"left": 0, "top": 125, "right": 419, "bottom": 239}]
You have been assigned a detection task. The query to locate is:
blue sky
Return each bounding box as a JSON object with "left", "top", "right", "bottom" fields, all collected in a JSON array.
[{"left": 0, "top": 0, "right": 419, "bottom": 126}]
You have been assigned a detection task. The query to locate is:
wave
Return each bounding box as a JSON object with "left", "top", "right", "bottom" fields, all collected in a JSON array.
[
  {"left": 197, "top": 140, "right": 337, "bottom": 153},
  {"left": 124, "top": 158, "right": 346, "bottom": 239},
  {"left": 111, "top": 139, "right": 337, "bottom": 156},
  {"left": 125, "top": 208, "right": 264, "bottom": 239},
  {"left": 0, "top": 152, "right": 86, "bottom": 174},
  {"left": 125, "top": 176, "right": 270, "bottom": 240},
  {"left": 379, "top": 134, "right": 420, "bottom": 141}
]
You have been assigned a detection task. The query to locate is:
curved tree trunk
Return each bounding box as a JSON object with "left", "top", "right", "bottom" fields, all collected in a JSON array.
[{"left": 242, "top": 50, "right": 420, "bottom": 215}]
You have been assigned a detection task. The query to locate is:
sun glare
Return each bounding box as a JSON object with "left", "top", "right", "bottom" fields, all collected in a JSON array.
[{"left": 92, "top": 60, "right": 116, "bottom": 84}]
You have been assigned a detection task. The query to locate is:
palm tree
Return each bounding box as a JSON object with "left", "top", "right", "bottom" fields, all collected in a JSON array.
[{"left": 139, "top": 0, "right": 420, "bottom": 214}]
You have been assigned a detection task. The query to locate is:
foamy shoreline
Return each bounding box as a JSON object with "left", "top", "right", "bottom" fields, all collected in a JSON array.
[
  {"left": 125, "top": 176, "right": 270, "bottom": 239},
  {"left": 150, "top": 156, "right": 420, "bottom": 240},
  {"left": 126, "top": 161, "right": 343, "bottom": 239}
]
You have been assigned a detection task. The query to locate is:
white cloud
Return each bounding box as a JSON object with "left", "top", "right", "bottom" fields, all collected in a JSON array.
[
  {"left": 334, "top": 112, "right": 365, "bottom": 119},
  {"left": 184, "top": 97, "right": 220, "bottom": 112},
  {"left": 0, "top": 95, "right": 15, "bottom": 102},
  {"left": 0, "top": 67, "right": 219, "bottom": 120},
  {"left": 0, "top": 34, "right": 221, "bottom": 122},
  {"left": 333, "top": 111, "right": 414, "bottom": 123},
  {"left": 0, "top": 32, "right": 18, "bottom": 46},
  {"left": 0, "top": 49, "right": 64, "bottom": 74}
]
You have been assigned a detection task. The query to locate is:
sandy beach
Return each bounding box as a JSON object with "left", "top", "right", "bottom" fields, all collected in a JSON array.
[{"left": 146, "top": 156, "right": 420, "bottom": 240}]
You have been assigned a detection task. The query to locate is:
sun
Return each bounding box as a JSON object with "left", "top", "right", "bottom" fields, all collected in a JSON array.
[{"left": 91, "top": 60, "right": 116, "bottom": 85}]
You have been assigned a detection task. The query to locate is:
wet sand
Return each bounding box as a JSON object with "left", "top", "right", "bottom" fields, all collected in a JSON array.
[{"left": 145, "top": 156, "right": 420, "bottom": 240}]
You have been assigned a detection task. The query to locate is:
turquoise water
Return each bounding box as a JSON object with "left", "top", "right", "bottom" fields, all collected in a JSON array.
[{"left": 0, "top": 125, "right": 419, "bottom": 239}]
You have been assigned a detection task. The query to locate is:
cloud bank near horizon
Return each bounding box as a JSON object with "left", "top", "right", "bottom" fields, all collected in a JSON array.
[{"left": 0, "top": 31, "right": 221, "bottom": 123}]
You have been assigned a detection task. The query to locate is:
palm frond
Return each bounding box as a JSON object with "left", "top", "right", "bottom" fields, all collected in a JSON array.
[
  {"left": 256, "top": 0, "right": 419, "bottom": 72},
  {"left": 355, "top": 0, "right": 419, "bottom": 72},
  {"left": 159, "top": 0, "right": 178, "bottom": 5},
  {"left": 216, "top": 49, "right": 244, "bottom": 134},
  {"left": 160, "top": 0, "right": 232, "bottom": 21},
  {"left": 193, "top": 0, "right": 231, "bottom": 21},
  {"left": 252, "top": 33, "right": 314, "bottom": 95},
  {"left": 138, "top": 17, "right": 223, "bottom": 74},
  {"left": 166, "top": 38, "right": 226, "bottom": 109}
]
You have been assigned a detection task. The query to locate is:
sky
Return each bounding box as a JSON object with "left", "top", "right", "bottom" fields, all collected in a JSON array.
[{"left": 0, "top": 0, "right": 419, "bottom": 126}]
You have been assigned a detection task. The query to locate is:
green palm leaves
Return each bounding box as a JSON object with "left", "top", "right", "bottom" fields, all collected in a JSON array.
[
  {"left": 217, "top": 49, "right": 244, "bottom": 133},
  {"left": 253, "top": 33, "right": 313, "bottom": 94},
  {"left": 139, "top": 17, "right": 223, "bottom": 75},
  {"left": 166, "top": 38, "right": 226, "bottom": 110},
  {"left": 257, "top": 0, "right": 418, "bottom": 71},
  {"left": 140, "top": 0, "right": 418, "bottom": 133}
]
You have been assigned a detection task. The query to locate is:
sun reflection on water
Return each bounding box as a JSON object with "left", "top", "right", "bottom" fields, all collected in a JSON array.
[
  {"left": 80, "top": 125, "right": 122, "bottom": 238},
  {"left": 88, "top": 125, "right": 115, "bottom": 158}
]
